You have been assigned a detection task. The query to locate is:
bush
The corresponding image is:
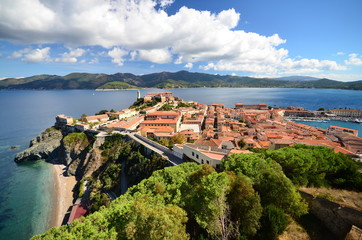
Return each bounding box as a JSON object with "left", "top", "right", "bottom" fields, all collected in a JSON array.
[{"left": 258, "top": 204, "right": 289, "bottom": 240}]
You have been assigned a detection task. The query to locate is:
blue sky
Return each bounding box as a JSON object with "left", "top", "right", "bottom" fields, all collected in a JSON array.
[{"left": 0, "top": 0, "right": 361, "bottom": 81}]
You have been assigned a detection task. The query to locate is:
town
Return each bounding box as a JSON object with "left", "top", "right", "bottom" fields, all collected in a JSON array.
[{"left": 55, "top": 91, "right": 362, "bottom": 170}]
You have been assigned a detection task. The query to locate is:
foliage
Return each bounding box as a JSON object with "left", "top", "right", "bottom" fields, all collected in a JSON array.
[
  {"left": 63, "top": 132, "right": 89, "bottom": 149},
  {"left": 237, "top": 139, "right": 246, "bottom": 149},
  {"left": 177, "top": 102, "right": 195, "bottom": 108},
  {"left": 159, "top": 103, "right": 174, "bottom": 111},
  {"left": 97, "top": 81, "right": 138, "bottom": 90},
  {"left": 95, "top": 109, "right": 108, "bottom": 115},
  {"left": 2, "top": 71, "right": 362, "bottom": 90},
  {"left": 170, "top": 133, "right": 187, "bottom": 145},
  {"left": 263, "top": 144, "right": 362, "bottom": 190},
  {"left": 222, "top": 153, "right": 308, "bottom": 218},
  {"left": 34, "top": 144, "right": 362, "bottom": 239},
  {"left": 257, "top": 204, "right": 289, "bottom": 240}
]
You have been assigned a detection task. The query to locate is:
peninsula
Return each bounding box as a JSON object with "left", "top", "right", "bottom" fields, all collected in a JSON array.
[{"left": 16, "top": 92, "right": 362, "bottom": 240}]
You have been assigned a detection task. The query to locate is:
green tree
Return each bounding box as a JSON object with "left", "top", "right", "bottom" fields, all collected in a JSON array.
[
  {"left": 125, "top": 199, "right": 189, "bottom": 240},
  {"left": 170, "top": 133, "right": 187, "bottom": 145},
  {"left": 237, "top": 139, "right": 246, "bottom": 149},
  {"left": 258, "top": 204, "right": 289, "bottom": 240}
]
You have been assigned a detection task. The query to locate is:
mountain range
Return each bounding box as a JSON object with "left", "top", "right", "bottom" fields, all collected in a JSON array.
[{"left": 0, "top": 71, "right": 361, "bottom": 90}]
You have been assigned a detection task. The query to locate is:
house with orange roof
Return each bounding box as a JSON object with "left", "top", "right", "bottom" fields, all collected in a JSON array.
[
  {"left": 327, "top": 126, "right": 358, "bottom": 136},
  {"left": 85, "top": 114, "right": 109, "bottom": 123}
]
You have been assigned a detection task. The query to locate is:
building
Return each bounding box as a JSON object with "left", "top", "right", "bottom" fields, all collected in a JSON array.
[
  {"left": 235, "top": 104, "right": 268, "bottom": 110},
  {"left": 173, "top": 144, "right": 227, "bottom": 169},
  {"left": 108, "top": 109, "right": 138, "bottom": 120},
  {"left": 330, "top": 109, "right": 362, "bottom": 118},
  {"left": 84, "top": 114, "right": 109, "bottom": 123},
  {"left": 327, "top": 126, "right": 358, "bottom": 137},
  {"left": 55, "top": 114, "right": 73, "bottom": 126},
  {"left": 144, "top": 92, "right": 174, "bottom": 102}
]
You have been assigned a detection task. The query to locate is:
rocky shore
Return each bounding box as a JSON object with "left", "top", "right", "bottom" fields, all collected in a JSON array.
[{"left": 15, "top": 127, "right": 104, "bottom": 227}]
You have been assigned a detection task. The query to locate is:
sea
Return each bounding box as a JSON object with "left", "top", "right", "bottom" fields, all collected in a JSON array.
[{"left": 0, "top": 88, "right": 361, "bottom": 239}]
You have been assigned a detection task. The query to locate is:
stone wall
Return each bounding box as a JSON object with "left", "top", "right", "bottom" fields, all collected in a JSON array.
[{"left": 299, "top": 191, "right": 362, "bottom": 239}]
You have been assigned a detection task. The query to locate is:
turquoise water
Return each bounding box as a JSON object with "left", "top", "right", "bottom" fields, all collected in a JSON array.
[
  {"left": 295, "top": 120, "right": 362, "bottom": 137},
  {"left": 0, "top": 88, "right": 361, "bottom": 239}
]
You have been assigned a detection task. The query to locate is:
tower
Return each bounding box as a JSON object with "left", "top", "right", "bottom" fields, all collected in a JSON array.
[{"left": 137, "top": 90, "right": 141, "bottom": 99}]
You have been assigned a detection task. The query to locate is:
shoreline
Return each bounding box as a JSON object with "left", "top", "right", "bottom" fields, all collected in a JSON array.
[{"left": 49, "top": 164, "right": 77, "bottom": 228}]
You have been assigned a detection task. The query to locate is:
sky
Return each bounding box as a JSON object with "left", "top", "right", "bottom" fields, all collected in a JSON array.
[{"left": 0, "top": 0, "right": 362, "bottom": 81}]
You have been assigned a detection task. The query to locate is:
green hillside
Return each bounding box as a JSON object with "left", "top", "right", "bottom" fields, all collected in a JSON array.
[
  {"left": 1, "top": 71, "right": 361, "bottom": 90},
  {"left": 97, "top": 81, "right": 139, "bottom": 89}
]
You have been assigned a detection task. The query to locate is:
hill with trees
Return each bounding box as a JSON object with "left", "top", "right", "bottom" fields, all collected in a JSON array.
[
  {"left": 1, "top": 71, "right": 361, "bottom": 90},
  {"left": 31, "top": 140, "right": 362, "bottom": 240}
]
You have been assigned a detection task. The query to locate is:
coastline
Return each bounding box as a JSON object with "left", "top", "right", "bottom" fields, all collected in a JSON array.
[{"left": 49, "top": 164, "right": 77, "bottom": 228}]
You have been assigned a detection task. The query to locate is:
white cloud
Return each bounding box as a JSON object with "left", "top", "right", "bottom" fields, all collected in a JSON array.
[
  {"left": 108, "top": 47, "right": 128, "bottom": 66},
  {"left": 312, "top": 73, "right": 362, "bottom": 82},
  {"left": 184, "top": 62, "right": 193, "bottom": 69},
  {"left": 89, "top": 58, "right": 98, "bottom": 64},
  {"left": 55, "top": 48, "right": 85, "bottom": 63},
  {"left": 136, "top": 49, "right": 172, "bottom": 64},
  {"left": 19, "top": 47, "right": 51, "bottom": 63},
  {"left": 0, "top": 0, "right": 347, "bottom": 74},
  {"left": 158, "top": 0, "right": 174, "bottom": 8},
  {"left": 345, "top": 53, "right": 362, "bottom": 66},
  {"left": 336, "top": 51, "right": 345, "bottom": 55}
]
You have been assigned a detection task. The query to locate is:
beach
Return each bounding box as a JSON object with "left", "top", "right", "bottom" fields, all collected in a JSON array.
[{"left": 50, "top": 164, "right": 77, "bottom": 227}]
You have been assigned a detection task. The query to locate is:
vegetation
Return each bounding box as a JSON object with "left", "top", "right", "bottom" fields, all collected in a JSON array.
[
  {"left": 170, "top": 133, "right": 187, "bottom": 145},
  {"left": 237, "top": 139, "right": 246, "bottom": 149},
  {"left": 158, "top": 103, "right": 174, "bottom": 111},
  {"left": 2, "top": 71, "right": 361, "bottom": 90},
  {"left": 63, "top": 132, "right": 89, "bottom": 149},
  {"left": 95, "top": 109, "right": 108, "bottom": 115},
  {"left": 129, "top": 97, "right": 160, "bottom": 110},
  {"left": 32, "top": 144, "right": 362, "bottom": 239},
  {"left": 262, "top": 145, "right": 362, "bottom": 191},
  {"left": 97, "top": 81, "right": 139, "bottom": 90}
]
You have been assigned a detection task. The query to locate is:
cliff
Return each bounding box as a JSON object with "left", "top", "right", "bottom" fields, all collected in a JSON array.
[
  {"left": 14, "top": 127, "right": 103, "bottom": 181},
  {"left": 15, "top": 127, "right": 63, "bottom": 163}
]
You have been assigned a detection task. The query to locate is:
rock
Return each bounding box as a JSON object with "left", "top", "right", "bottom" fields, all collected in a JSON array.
[{"left": 14, "top": 127, "right": 63, "bottom": 163}]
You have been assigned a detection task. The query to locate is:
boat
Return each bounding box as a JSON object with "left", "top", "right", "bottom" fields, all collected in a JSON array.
[{"left": 354, "top": 119, "right": 361, "bottom": 123}]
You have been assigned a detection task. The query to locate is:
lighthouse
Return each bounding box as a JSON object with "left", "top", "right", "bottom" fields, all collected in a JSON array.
[{"left": 137, "top": 90, "right": 141, "bottom": 99}]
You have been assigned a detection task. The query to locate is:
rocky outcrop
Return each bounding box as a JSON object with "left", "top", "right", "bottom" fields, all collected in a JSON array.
[
  {"left": 15, "top": 128, "right": 63, "bottom": 163},
  {"left": 15, "top": 128, "right": 104, "bottom": 181}
]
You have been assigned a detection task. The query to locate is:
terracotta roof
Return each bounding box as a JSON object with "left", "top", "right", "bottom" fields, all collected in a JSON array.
[
  {"left": 85, "top": 114, "right": 109, "bottom": 121},
  {"left": 142, "top": 118, "right": 178, "bottom": 124},
  {"left": 200, "top": 150, "right": 226, "bottom": 160},
  {"left": 147, "top": 111, "right": 179, "bottom": 116}
]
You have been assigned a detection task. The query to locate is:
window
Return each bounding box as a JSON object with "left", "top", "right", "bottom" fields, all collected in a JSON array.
[
  {"left": 196, "top": 154, "right": 199, "bottom": 159},
  {"left": 201, "top": 159, "right": 204, "bottom": 164},
  {"left": 207, "top": 160, "right": 210, "bottom": 164},
  {"left": 192, "top": 152, "right": 194, "bottom": 156}
]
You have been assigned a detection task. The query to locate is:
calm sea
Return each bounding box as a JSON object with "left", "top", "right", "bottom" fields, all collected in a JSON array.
[{"left": 0, "top": 88, "right": 361, "bottom": 239}]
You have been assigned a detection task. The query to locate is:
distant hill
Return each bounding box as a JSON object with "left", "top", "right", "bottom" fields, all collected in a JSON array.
[
  {"left": 1, "top": 71, "right": 361, "bottom": 90},
  {"left": 277, "top": 76, "right": 321, "bottom": 81}
]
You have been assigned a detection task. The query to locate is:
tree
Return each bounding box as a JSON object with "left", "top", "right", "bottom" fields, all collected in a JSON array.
[
  {"left": 95, "top": 109, "right": 108, "bottom": 115},
  {"left": 258, "top": 204, "right": 289, "bottom": 240},
  {"left": 237, "top": 139, "right": 246, "bottom": 149},
  {"left": 125, "top": 199, "right": 189, "bottom": 240},
  {"left": 159, "top": 138, "right": 170, "bottom": 147},
  {"left": 80, "top": 113, "right": 88, "bottom": 122},
  {"left": 170, "top": 133, "right": 187, "bottom": 145}
]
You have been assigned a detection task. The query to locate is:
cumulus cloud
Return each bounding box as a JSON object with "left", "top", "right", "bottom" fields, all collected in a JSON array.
[
  {"left": 184, "top": 62, "right": 193, "bottom": 69},
  {"left": 131, "top": 48, "right": 172, "bottom": 64},
  {"left": 108, "top": 47, "right": 128, "bottom": 66},
  {"left": 0, "top": 0, "right": 346, "bottom": 74},
  {"left": 345, "top": 53, "right": 362, "bottom": 66},
  {"left": 10, "top": 47, "right": 51, "bottom": 62},
  {"left": 55, "top": 48, "right": 85, "bottom": 63}
]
